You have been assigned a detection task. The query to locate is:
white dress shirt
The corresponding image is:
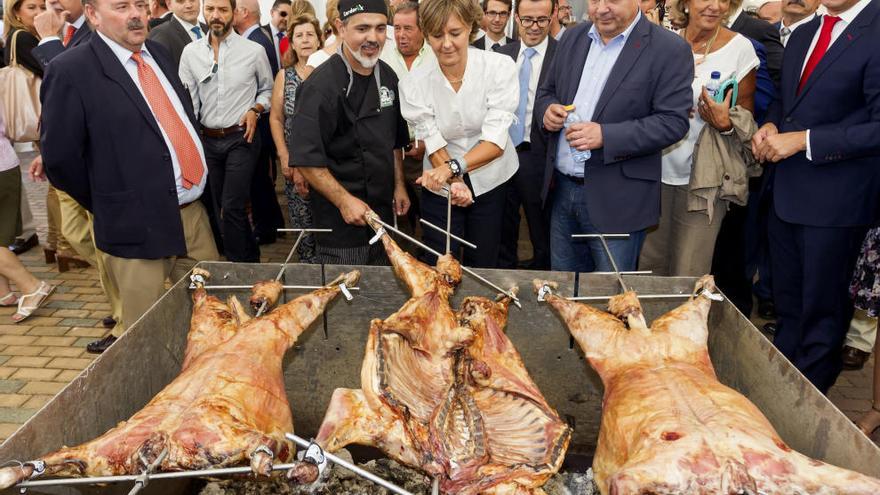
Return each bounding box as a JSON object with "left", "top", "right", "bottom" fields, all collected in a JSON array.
[
  {"left": 481, "top": 34, "right": 507, "bottom": 51},
  {"left": 178, "top": 31, "right": 274, "bottom": 129},
  {"left": 379, "top": 40, "right": 437, "bottom": 81},
  {"left": 400, "top": 48, "right": 519, "bottom": 197},
  {"left": 802, "top": 0, "right": 871, "bottom": 160},
  {"left": 779, "top": 13, "right": 817, "bottom": 47},
  {"left": 516, "top": 36, "right": 548, "bottom": 143},
  {"left": 554, "top": 25, "right": 566, "bottom": 40},
  {"left": 175, "top": 15, "right": 203, "bottom": 42},
  {"left": 97, "top": 31, "right": 208, "bottom": 204},
  {"left": 38, "top": 14, "right": 85, "bottom": 46}
]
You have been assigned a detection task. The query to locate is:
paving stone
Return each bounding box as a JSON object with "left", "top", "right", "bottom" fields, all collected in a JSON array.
[
  {"left": 53, "top": 309, "right": 93, "bottom": 319},
  {"left": 0, "top": 335, "right": 36, "bottom": 346},
  {"left": 61, "top": 279, "right": 98, "bottom": 287},
  {"left": 82, "top": 302, "right": 111, "bottom": 311},
  {"left": 0, "top": 423, "right": 21, "bottom": 439},
  {"left": 21, "top": 316, "right": 62, "bottom": 326},
  {"left": 49, "top": 292, "right": 80, "bottom": 302},
  {"left": 73, "top": 337, "right": 95, "bottom": 348},
  {"left": 23, "top": 394, "right": 54, "bottom": 409},
  {"left": 76, "top": 294, "right": 108, "bottom": 302},
  {"left": 28, "top": 307, "right": 56, "bottom": 318},
  {"left": 67, "top": 327, "right": 107, "bottom": 338},
  {"left": 3, "top": 345, "right": 45, "bottom": 357},
  {"left": 46, "top": 357, "right": 92, "bottom": 370},
  {"left": 17, "top": 381, "right": 65, "bottom": 395},
  {"left": 27, "top": 326, "right": 69, "bottom": 337},
  {"left": 71, "top": 287, "right": 103, "bottom": 295},
  {"left": 5, "top": 356, "right": 51, "bottom": 368},
  {"left": 0, "top": 325, "right": 29, "bottom": 336},
  {"left": 0, "top": 368, "right": 15, "bottom": 380},
  {"left": 0, "top": 394, "right": 28, "bottom": 408},
  {"left": 54, "top": 370, "right": 82, "bottom": 382},
  {"left": 0, "top": 356, "right": 7, "bottom": 365},
  {"left": 41, "top": 347, "right": 85, "bottom": 358},
  {"left": 33, "top": 336, "right": 77, "bottom": 347},
  {"left": 45, "top": 300, "right": 86, "bottom": 310},
  {"left": 11, "top": 367, "right": 61, "bottom": 381},
  {"left": 56, "top": 272, "right": 91, "bottom": 280},
  {"left": 0, "top": 407, "right": 39, "bottom": 423},
  {"left": 0, "top": 380, "right": 25, "bottom": 393}
]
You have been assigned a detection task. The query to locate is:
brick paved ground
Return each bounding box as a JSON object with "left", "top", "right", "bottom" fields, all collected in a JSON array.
[{"left": 1, "top": 152, "right": 877, "bottom": 446}]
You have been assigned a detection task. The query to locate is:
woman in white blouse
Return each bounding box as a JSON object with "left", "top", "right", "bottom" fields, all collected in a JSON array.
[{"left": 399, "top": 0, "right": 518, "bottom": 268}]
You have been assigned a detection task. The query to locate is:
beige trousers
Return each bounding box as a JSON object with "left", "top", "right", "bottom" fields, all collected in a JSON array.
[
  {"left": 845, "top": 308, "right": 878, "bottom": 353},
  {"left": 46, "top": 186, "right": 69, "bottom": 252},
  {"left": 103, "top": 202, "right": 219, "bottom": 337},
  {"left": 639, "top": 183, "right": 727, "bottom": 277}
]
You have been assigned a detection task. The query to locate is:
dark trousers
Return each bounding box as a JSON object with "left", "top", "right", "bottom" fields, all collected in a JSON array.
[
  {"left": 204, "top": 131, "right": 261, "bottom": 262},
  {"left": 420, "top": 179, "right": 508, "bottom": 268},
  {"left": 249, "top": 122, "right": 285, "bottom": 243},
  {"left": 499, "top": 149, "right": 551, "bottom": 270},
  {"left": 768, "top": 206, "right": 866, "bottom": 393}
]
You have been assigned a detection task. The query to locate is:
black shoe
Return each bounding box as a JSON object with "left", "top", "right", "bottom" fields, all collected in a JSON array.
[
  {"left": 762, "top": 322, "right": 777, "bottom": 335},
  {"left": 86, "top": 335, "right": 117, "bottom": 354},
  {"left": 757, "top": 299, "right": 776, "bottom": 320},
  {"left": 842, "top": 345, "right": 871, "bottom": 371},
  {"left": 255, "top": 234, "right": 277, "bottom": 245},
  {"left": 9, "top": 234, "right": 38, "bottom": 255},
  {"left": 102, "top": 316, "right": 116, "bottom": 329}
]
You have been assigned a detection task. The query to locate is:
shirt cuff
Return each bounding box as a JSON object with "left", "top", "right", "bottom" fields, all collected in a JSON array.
[
  {"left": 38, "top": 36, "right": 60, "bottom": 46},
  {"left": 422, "top": 132, "right": 448, "bottom": 156},
  {"left": 805, "top": 129, "right": 812, "bottom": 161}
]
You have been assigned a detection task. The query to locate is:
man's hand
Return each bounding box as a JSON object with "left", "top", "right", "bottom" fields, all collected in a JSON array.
[
  {"left": 291, "top": 168, "right": 309, "bottom": 197},
  {"left": 751, "top": 122, "right": 778, "bottom": 158},
  {"left": 756, "top": 131, "right": 808, "bottom": 163},
  {"left": 34, "top": 8, "right": 66, "bottom": 39},
  {"left": 338, "top": 195, "right": 370, "bottom": 226},
  {"left": 240, "top": 109, "right": 258, "bottom": 143},
  {"left": 565, "top": 121, "right": 603, "bottom": 151},
  {"left": 29, "top": 155, "right": 46, "bottom": 182},
  {"left": 393, "top": 185, "right": 411, "bottom": 216},
  {"left": 543, "top": 103, "right": 568, "bottom": 132},
  {"left": 416, "top": 163, "right": 453, "bottom": 192},
  {"left": 449, "top": 181, "right": 474, "bottom": 207},
  {"left": 404, "top": 140, "right": 425, "bottom": 161}
]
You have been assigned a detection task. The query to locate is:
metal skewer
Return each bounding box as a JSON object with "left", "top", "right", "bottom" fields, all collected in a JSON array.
[
  {"left": 254, "top": 228, "right": 330, "bottom": 317},
  {"left": 285, "top": 433, "right": 414, "bottom": 495},
  {"left": 420, "top": 219, "right": 477, "bottom": 250},
  {"left": 127, "top": 448, "right": 168, "bottom": 495},
  {"left": 371, "top": 217, "right": 522, "bottom": 308},
  {"left": 201, "top": 285, "right": 360, "bottom": 291},
  {"left": 446, "top": 189, "right": 452, "bottom": 254},
  {"left": 571, "top": 233, "right": 629, "bottom": 293}
]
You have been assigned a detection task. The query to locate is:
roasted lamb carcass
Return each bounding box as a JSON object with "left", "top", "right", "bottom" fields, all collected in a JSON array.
[
  {"left": 0, "top": 268, "right": 360, "bottom": 489},
  {"left": 535, "top": 275, "right": 880, "bottom": 495},
  {"left": 295, "top": 211, "right": 569, "bottom": 494}
]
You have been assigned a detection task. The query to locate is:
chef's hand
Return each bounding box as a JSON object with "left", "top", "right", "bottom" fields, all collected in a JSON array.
[
  {"left": 449, "top": 181, "right": 474, "bottom": 207},
  {"left": 29, "top": 155, "right": 46, "bottom": 182},
  {"left": 755, "top": 131, "right": 808, "bottom": 163},
  {"left": 393, "top": 185, "right": 410, "bottom": 216},
  {"left": 543, "top": 103, "right": 568, "bottom": 132},
  {"left": 34, "top": 8, "right": 65, "bottom": 39},
  {"left": 751, "top": 122, "right": 779, "bottom": 159},
  {"left": 416, "top": 164, "right": 453, "bottom": 192},
  {"left": 240, "top": 109, "right": 258, "bottom": 143},
  {"left": 292, "top": 168, "right": 309, "bottom": 197},
  {"left": 698, "top": 87, "right": 733, "bottom": 132},
  {"left": 565, "top": 121, "right": 603, "bottom": 151},
  {"left": 339, "top": 195, "right": 370, "bottom": 226}
]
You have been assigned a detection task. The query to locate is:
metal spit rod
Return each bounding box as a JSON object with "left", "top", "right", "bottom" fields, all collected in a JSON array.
[
  {"left": 126, "top": 448, "right": 168, "bottom": 495},
  {"left": 420, "top": 218, "right": 477, "bottom": 249},
  {"left": 570, "top": 233, "right": 630, "bottom": 293},
  {"left": 567, "top": 290, "right": 724, "bottom": 302},
  {"left": 285, "top": 433, "right": 415, "bottom": 495},
  {"left": 371, "top": 217, "right": 522, "bottom": 308},
  {"left": 254, "top": 228, "right": 328, "bottom": 317},
  {"left": 201, "top": 285, "right": 361, "bottom": 291}
]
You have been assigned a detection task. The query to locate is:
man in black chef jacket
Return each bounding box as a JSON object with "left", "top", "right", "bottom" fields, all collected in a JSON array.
[{"left": 289, "top": 0, "right": 410, "bottom": 265}]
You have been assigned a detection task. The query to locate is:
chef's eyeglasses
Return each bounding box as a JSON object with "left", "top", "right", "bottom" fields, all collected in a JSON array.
[{"left": 518, "top": 16, "right": 551, "bottom": 27}]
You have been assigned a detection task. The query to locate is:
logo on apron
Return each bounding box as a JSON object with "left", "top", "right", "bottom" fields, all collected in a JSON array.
[{"left": 379, "top": 86, "right": 395, "bottom": 109}]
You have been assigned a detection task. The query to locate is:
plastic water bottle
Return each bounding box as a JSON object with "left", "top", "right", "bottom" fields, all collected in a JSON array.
[
  {"left": 706, "top": 71, "right": 722, "bottom": 100},
  {"left": 563, "top": 104, "right": 591, "bottom": 163}
]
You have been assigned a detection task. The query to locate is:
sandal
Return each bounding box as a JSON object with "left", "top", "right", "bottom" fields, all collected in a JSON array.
[
  {"left": 11, "top": 281, "right": 55, "bottom": 323},
  {"left": 855, "top": 404, "right": 880, "bottom": 437},
  {"left": 0, "top": 292, "right": 18, "bottom": 307}
]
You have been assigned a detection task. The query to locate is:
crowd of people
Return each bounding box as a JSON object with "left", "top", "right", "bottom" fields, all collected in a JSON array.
[{"left": 1, "top": 0, "right": 879, "bottom": 431}]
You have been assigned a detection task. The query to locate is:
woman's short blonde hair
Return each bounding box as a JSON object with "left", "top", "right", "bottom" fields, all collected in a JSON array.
[
  {"left": 3, "top": 0, "right": 37, "bottom": 37},
  {"left": 290, "top": 0, "right": 316, "bottom": 17},
  {"left": 283, "top": 13, "right": 324, "bottom": 68},
  {"left": 666, "top": 0, "right": 743, "bottom": 29},
  {"left": 419, "top": 0, "right": 484, "bottom": 44},
  {"left": 325, "top": 0, "right": 341, "bottom": 35}
]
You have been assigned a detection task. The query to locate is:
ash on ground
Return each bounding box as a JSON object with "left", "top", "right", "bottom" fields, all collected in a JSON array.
[{"left": 199, "top": 450, "right": 598, "bottom": 494}]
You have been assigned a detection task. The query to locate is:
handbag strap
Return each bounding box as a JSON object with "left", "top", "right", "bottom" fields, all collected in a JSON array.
[{"left": 8, "top": 30, "right": 23, "bottom": 67}]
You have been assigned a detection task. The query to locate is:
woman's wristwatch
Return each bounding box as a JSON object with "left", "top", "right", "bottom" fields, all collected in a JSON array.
[{"left": 446, "top": 157, "right": 468, "bottom": 178}]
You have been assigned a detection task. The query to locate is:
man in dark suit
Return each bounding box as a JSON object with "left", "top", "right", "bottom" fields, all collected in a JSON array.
[
  {"left": 148, "top": 0, "right": 172, "bottom": 29},
  {"left": 729, "top": 4, "right": 784, "bottom": 87},
  {"left": 261, "top": 0, "right": 290, "bottom": 73},
  {"left": 147, "top": 0, "right": 205, "bottom": 67},
  {"left": 535, "top": 1, "right": 692, "bottom": 272},
  {"left": 497, "top": 0, "right": 557, "bottom": 270},
  {"left": 235, "top": 0, "right": 279, "bottom": 74},
  {"left": 472, "top": 0, "right": 514, "bottom": 50},
  {"left": 32, "top": 0, "right": 91, "bottom": 66},
  {"left": 41, "top": 0, "right": 218, "bottom": 353},
  {"left": 776, "top": 0, "right": 821, "bottom": 46},
  {"left": 752, "top": 0, "right": 880, "bottom": 393}
]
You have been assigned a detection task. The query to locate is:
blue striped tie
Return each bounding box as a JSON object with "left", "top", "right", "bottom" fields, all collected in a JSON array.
[{"left": 510, "top": 47, "right": 537, "bottom": 146}]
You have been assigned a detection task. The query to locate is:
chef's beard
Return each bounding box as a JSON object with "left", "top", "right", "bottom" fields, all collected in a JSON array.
[{"left": 345, "top": 40, "right": 381, "bottom": 68}]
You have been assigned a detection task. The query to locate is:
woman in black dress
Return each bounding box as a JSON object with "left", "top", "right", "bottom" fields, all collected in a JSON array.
[
  {"left": 851, "top": 228, "right": 880, "bottom": 436},
  {"left": 3, "top": 0, "right": 46, "bottom": 78}
]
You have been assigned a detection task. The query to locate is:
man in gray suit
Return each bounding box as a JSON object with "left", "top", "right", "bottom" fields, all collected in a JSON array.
[
  {"left": 535, "top": 0, "right": 692, "bottom": 272},
  {"left": 148, "top": 0, "right": 205, "bottom": 67}
]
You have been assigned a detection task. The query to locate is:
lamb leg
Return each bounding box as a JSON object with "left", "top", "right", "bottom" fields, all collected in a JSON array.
[{"left": 264, "top": 270, "right": 360, "bottom": 344}]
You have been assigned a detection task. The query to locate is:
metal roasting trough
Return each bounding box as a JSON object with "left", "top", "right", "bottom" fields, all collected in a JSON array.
[{"left": 2, "top": 262, "right": 880, "bottom": 494}]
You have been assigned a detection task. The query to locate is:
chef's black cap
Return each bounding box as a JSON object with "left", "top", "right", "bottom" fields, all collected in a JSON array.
[{"left": 338, "top": 0, "right": 389, "bottom": 21}]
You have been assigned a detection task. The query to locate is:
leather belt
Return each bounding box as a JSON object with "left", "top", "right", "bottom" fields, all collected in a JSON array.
[
  {"left": 515, "top": 142, "right": 531, "bottom": 152},
  {"left": 201, "top": 125, "right": 246, "bottom": 138},
  {"left": 179, "top": 201, "right": 195, "bottom": 210},
  {"left": 562, "top": 173, "right": 585, "bottom": 185}
]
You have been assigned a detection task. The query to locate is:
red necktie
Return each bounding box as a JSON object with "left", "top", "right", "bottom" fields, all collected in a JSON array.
[
  {"left": 131, "top": 52, "right": 204, "bottom": 189},
  {"left": 62, "top": 25, "right": 76, "bottom": 47},
  {"left": 797, "top": 15, "right": 842, "bottom": 94}
]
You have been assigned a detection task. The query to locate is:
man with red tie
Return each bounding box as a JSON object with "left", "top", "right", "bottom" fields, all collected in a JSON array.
[
  {"left": 752, "top": 0, "right": 880, "bottom": 393},
  {"left": 32, "top": 0, "right": 92, "bottom": 65},
  {"left": 40, "top": 0, "right": 219, "bottom": 353}
]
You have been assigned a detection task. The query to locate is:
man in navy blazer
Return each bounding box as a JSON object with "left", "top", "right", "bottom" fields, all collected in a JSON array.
[
  {"left": 32, "top": 0, "right": 92, "bottom": 67},
  {"left": 752, "top": 0, "right": 880, "bottom": 393},
  {"left": 535, "top": 2, "right": 692, "bottom": 272},
  {"left": 41, "top": 0, "right": 218, "bottom": 353}
]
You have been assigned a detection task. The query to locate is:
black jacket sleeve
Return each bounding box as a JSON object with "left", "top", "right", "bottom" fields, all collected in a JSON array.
[{"left": 4, "top": 30, "right": 44, "bottom": 78}]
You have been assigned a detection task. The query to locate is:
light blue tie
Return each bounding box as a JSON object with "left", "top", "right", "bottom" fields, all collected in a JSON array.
[
  {"left": 510, "top": 47, "right": 537, "bottom": 146},
  {"left": 191, "top": 26, "right": 202, "bottom": 39}
]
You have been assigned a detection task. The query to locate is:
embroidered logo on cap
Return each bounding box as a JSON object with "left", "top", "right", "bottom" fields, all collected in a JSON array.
[{"left": 342, "top": 4, "right": 365, "bottom": 17}]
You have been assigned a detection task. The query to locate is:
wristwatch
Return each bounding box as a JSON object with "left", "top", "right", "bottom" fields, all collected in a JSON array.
[
  {"left": 446, "top": 157, "right": 467, "bottom": 178},
  {"left": 248, "top": 107, "right": 261, "bottom": 120}
]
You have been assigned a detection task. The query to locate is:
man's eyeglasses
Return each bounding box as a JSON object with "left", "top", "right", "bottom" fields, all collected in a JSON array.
[
  {"left": 558, "top": 5, "right": 572, "bottom": 12},
  {"left": 518, "top": 16, "right": 551, "bottom": 27},
  {"left": 485, "top": 10, "right": 510, "bottom": 18}
]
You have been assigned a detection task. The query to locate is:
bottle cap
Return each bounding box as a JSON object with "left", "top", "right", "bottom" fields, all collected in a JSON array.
[
  {"left": 711, "top": 71, "right": 721, "bottom": 79},
  {"left": 563, "top": 104, "right": 576, "bottom": 112}
]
